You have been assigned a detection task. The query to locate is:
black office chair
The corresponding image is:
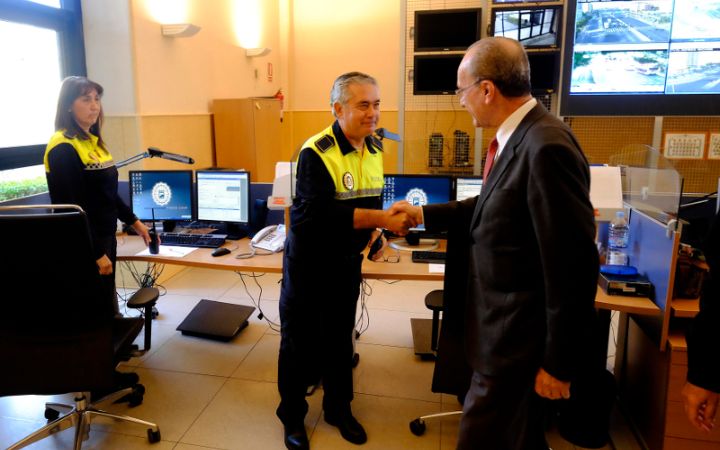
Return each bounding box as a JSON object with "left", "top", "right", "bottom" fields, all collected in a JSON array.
[
  {"left": 410, "top": 212, "right": 473, "bottom": 437},
  {"left": 0, "top": 204, "right": 161, "bottom": 449}
]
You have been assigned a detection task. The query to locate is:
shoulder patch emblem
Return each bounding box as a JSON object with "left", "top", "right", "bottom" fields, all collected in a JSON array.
[
  {"left": 342, "top": 172, "right": 355, "bottom": 191},
  {"left": 315, "top": 135, "right": 335, "bottom": 152}
]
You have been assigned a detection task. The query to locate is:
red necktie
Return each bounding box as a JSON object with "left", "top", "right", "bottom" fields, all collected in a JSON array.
[{"left": 483, "top": 138, "right": 499, "bottom": 180}]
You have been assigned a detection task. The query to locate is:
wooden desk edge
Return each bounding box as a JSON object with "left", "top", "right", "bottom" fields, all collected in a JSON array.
[{"left": 595, "top": 286, "right": 661, "bottom": 316}]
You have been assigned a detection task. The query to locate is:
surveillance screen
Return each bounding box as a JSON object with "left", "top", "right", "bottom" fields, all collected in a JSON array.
[
  {"left": 493, "top": 8, "right": 561, "bottom": 48},
  {"left": 569, "top": 0, "right": 720, "bottom": 95}
]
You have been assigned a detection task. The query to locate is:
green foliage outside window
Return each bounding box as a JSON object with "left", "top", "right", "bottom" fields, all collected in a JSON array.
[{"left": 0, "top": 177, "right": 48, "bottom": 202}]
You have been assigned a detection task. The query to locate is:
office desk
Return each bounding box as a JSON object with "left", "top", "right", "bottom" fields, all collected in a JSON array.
[
  {"left": 118, "top": 235, "right": 659, "bottom": 352},
  {"left": 116, "top": 235, "right": 445, "bottom": 281}
]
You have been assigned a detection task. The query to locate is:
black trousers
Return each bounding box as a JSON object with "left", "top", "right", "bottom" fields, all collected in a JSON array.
[
  {"left": 457, "top": 369, "right": 549, "bottom": 450},
  {"left": 276, "top": 253, "right": 362, "bottom": 425}
]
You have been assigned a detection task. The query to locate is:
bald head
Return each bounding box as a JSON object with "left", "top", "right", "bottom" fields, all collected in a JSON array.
[{"left": 460, "top": 37, "right": 531, "bottom": 98}]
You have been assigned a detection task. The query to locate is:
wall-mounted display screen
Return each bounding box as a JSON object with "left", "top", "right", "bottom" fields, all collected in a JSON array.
[
  {"left": 528, "top": 51, "right": 561, "bottom": 92},
  {"left": 561, "top": 0, "right": 720, "bottom": 116},
  {"left": 413, "top": 54, "right": 464, "bottom": 95},
  {"left": 414, "top": 8, "right": 481, "bottom": 51},
  {"left": 491, "top": 6, "right": 562, "bottom": 49},
  {"left": 129, "top": 170, "right": 194, "bottom": 222}
]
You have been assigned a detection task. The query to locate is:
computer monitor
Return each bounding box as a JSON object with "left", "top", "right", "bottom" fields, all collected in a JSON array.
[
  {"left": 455, "top": 176, "right": 483, "bottom": 201},
  {"left": 129, "top": 170, "right": 194, "bottom": 222},
  {"left": 382, "top": 174, "right": 453, "bottom": 233},
  {"left": 490, "top": 5, "right": 562, "bottom": 50},
  {"left": 414, "top": 8, "right": 482, "bottom": 52},
  {"left": 195, "top": 170, "right": 251, "bottom": 238}
]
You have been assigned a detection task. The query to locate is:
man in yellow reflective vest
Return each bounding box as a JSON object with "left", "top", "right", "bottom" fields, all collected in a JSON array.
[{"left": 276, "top": 72, "right": 415, "bottom": 450}]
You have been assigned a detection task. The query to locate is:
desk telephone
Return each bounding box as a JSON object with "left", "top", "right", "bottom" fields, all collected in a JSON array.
[{"left": 251, "top": 224, "right": 286, "bottom": 252}]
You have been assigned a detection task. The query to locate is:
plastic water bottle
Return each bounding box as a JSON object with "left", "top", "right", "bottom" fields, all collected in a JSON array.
[{"left": 607, "top": 211, "right": 629, "bottom": 266}]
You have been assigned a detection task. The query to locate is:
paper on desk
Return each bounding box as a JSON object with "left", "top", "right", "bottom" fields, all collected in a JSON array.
[
  {"left": 135, "top": 246, "right": 197, "bottom": 257},
  {"left": 428, "top": 263, "right": 445, "bottom": 274}
]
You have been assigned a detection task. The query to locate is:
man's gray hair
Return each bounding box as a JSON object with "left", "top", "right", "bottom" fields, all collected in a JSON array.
[{"left": 330, "top": 72, "right": 378, "bottom": 117}]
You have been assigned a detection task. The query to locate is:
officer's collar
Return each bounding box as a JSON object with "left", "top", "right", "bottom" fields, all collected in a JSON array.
[{"left": 332, "top": 121, "right": 378, "bottom": 155}]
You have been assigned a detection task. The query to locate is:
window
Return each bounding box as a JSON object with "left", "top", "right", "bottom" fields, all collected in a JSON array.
[{"left": 0, "top": 0, "right": 86, "bottom": 201}]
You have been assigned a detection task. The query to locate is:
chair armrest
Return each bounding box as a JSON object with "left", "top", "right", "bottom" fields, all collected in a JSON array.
[{"left": 127, "top": 287, "right": 159, "bottom": 308}]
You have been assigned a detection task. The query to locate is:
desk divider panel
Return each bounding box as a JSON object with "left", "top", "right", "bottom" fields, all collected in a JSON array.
[{"left": 627, "top": 208, "right": 680, "bottom": 349}]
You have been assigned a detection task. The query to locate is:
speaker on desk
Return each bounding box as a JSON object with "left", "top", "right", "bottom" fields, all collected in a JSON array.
[{"left": 250, "top": 199, "right": 269, "bottom": 235}]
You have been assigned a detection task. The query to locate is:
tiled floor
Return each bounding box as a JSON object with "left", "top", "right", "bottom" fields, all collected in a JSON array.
[{"left": 0, "top": 265, "right": 642, "bottom": 449}]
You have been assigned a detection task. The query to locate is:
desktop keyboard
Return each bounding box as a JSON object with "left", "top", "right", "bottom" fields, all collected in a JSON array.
[
  {"left": 159, "top": 232, "right": 227, "bottom": 248},
  {"left": 411, "top": 250, "right": 447, "bottom": 264}
]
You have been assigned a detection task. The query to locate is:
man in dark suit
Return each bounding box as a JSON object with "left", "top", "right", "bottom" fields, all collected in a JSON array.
[
  {"left": 682, "top": 209, "right": 720, "bottom": 433},
  {"left": 392, "top": 37, "right": 599, "bottom": 449}
]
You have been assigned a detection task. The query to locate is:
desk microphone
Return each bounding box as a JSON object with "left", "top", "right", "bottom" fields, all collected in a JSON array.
[
  {"left": 148, "top": 208, "right": 159, "bottom": 254},
  {"left": 148, "top": 147, "right": 195, "bottom": 165}
]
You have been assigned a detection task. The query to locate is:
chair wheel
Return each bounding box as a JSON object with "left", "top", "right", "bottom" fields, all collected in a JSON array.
[
  {"left": 352, "top": 353, "right": 360, "bottom": 368},
  {"left": 410, "top": 418, "right": 426, "bottom": 436},
  {"left": 44, "top": 408, "right": 60, "bottom": 421},
  {"left": 147, "top": 428, "right": 161, "bottom": 443}
]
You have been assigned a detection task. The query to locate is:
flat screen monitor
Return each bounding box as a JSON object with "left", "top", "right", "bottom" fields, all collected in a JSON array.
[
  {"left": 414, "top": 8, "right": 482, "bottom": 52},
  {"left": 491, "top": 6, "right": 562, "bottom": 50},
  {"left": 560, "top": 0, "right": 720, "bottom": 116},
  {"left": 196, "top": 170, "right": 251, "bottom": 225},
  {"left": 413, "top": 54, "right": 464, "bottom": 95},
  {"left": 383, "top": 174, "right": 453, "bottom": 231},
  {"left": 455, "top": 176, "right": 483, "bottom": 201},
  {"left": 528, "top": 51, "right": 561, "bottom": 93},
  {"left": 129, "top": 170, "right": 194, "bottom": 222}
]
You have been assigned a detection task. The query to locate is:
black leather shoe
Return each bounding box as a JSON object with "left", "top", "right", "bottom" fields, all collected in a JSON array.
[
  {"left": 325, "top": 414, "right": 367, "bottom": 445},
  {"left": 283, "top": 422, "right": 309, "bottom": 450}
]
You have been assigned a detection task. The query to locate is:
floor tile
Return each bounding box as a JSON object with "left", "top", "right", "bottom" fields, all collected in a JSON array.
[
  {"left": 358, "top": 307, "right": 432, "bottom": 348},
  {"left": 180, "top": 378, "right": 322, "bottom": 450},
  {"left": 161, "top": 268, "right": 240, "bottom": 299},
  {"left": 138, "top": 322, "right": 267, "bottom": 377},
  {"left": 353, "top": 342, "right": 441, "bottom": 403},
  {"left": 363, "top": 279, "right": 443, "bottom": 313},
  {"left": 89, "top": 367, "right": 225, "bottom": 442},
  {"left": 310, "top": 393, "right": 442, "bottom": 450},
  {"left": 231, "top": 333, "right": 280, "bottom": 382}
]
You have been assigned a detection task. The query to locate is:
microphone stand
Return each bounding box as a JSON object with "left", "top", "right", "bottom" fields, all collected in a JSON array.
[{"left": 116, "top": 147, "right": 195, "bottom": 169}]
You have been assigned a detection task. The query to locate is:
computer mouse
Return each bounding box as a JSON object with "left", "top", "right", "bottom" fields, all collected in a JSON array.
[{"left": 211, "top": 247, "right": 231, "bottom": 257}]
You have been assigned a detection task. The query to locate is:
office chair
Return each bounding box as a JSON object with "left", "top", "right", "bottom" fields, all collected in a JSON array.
[
  {"left": 409, "top": 215, "right": 473, "bottom": 437},
  {"left": 0, "top": 204, "right": 161, "bottom": 449}
]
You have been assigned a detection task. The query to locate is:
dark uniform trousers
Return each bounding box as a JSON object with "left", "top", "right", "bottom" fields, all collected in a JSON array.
[
  {"left": 96, "top": 234, "right": 120, "bottom": 316},
  {"left": 277, "top": 251, "right": 363, "bottom": 424}
]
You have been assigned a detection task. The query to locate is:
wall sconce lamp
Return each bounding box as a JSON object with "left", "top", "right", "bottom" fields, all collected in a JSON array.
[
  {"left": 246, "top": 47, "right": 271, "bottom": 57},
  {"left": 161, "top": 23, "right": 201, "bottom": 38}
]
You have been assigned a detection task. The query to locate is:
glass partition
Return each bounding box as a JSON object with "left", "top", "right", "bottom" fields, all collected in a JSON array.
[{"left": 608, "top": 144, "right": 683, "bottom": 227}]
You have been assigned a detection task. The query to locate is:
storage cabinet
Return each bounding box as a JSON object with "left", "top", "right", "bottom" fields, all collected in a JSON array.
[{"left": 212, "top": 98, "right": 281, "bottom": 182}]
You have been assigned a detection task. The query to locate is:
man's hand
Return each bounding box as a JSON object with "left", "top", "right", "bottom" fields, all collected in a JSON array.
[
  {"left": 96, "top": 254, "right": 113, "bottom": 275},
  {"left": 682, "top": 381, "right": 718, "bottom": 432},
  {"left": 389, "top": 201, "right": 423, "bottom": 225},
  {"left": 382, "top": 201, "right": 422, "bottom": 236},
  {"left": 535, "top": 367, "right": 571, "bottom": 400}
]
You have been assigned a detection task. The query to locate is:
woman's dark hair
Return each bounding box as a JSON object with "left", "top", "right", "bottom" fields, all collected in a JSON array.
[{"left": 54, "top": 76, "right": 106, "bottom": 149}]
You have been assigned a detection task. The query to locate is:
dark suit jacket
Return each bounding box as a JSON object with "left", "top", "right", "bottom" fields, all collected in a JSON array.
[
  {"left": 687, "top": 209, "right": 720, "bottom": 393},
  {"left": 425, "top": 103, "right": 599, "bottom": 381}
]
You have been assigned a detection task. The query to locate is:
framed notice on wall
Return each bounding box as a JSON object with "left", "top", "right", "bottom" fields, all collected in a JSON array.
[
  {"left": 663, "top": 132, "right": 706, "bottom": 160},
  {"left": 707, "top": 133, "right": 720, "bottom": 160}
]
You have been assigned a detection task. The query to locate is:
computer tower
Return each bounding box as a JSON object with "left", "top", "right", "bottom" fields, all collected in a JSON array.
[
  {"left": 453, "top": 130, "right": 470, "bottom": 166},
  {"left": 428, "top": 132, "right": 444, "bottom": 167}
]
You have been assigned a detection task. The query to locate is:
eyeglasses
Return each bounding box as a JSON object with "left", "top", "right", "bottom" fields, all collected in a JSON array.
[
  {"left": 380, "top": 249, "right": 400, "bottom": 263},
  {"left": 455, "top": 79, "right": 483, "bottom": 97}
]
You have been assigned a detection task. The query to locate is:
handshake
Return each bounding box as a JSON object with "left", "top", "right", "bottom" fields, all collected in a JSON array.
[{"left": 382, "top": 201, "right": 423, "bottom": 236}]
